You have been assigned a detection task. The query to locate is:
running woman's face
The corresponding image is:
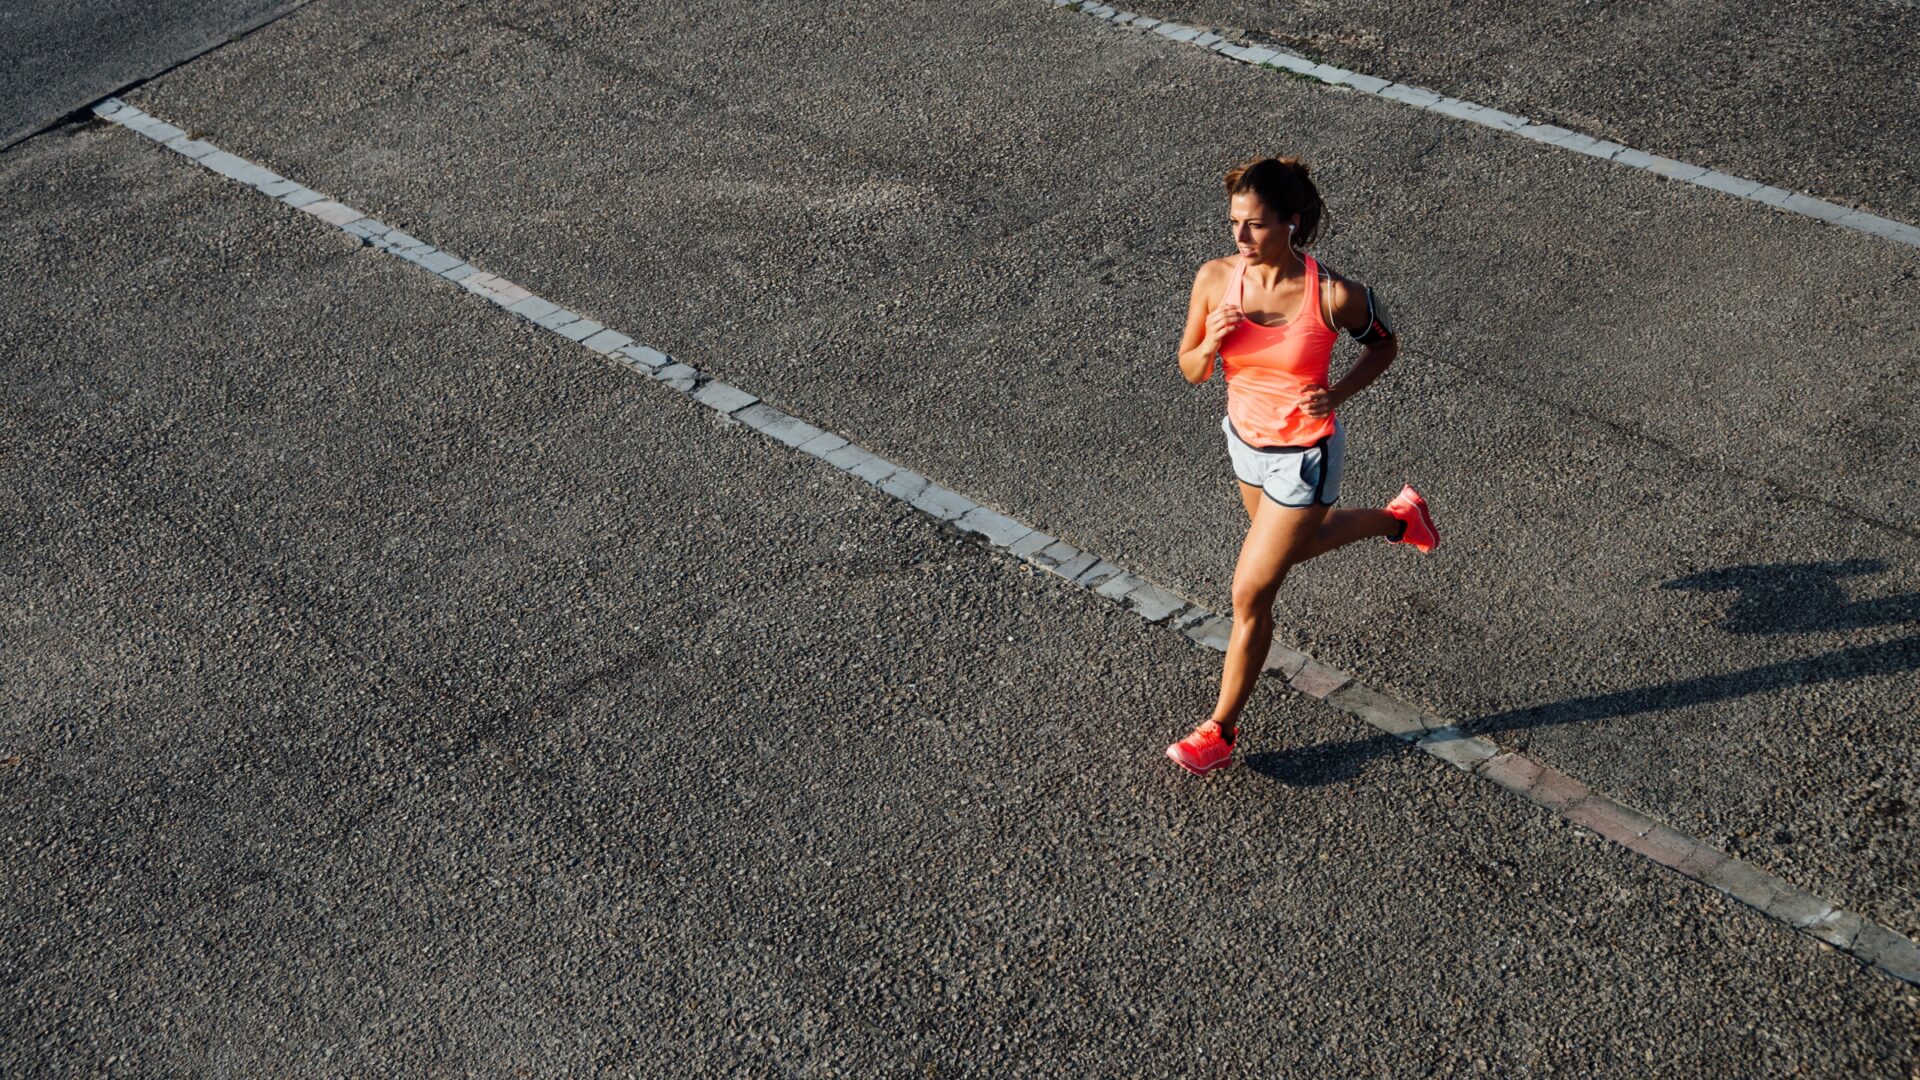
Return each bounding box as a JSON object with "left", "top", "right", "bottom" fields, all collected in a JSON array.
[{"left": 1229, "top": 192, "right": 1293, "bottom": 262}]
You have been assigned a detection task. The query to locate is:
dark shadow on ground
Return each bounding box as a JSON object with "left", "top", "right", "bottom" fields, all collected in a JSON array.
[{"left": 1248, "top": 560, "right": 1920, "bottom": 786}]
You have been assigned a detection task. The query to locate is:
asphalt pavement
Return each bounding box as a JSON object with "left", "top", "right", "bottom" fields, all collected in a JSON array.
[
  {"left": 5, "top": 0, "right": 1919, "bottom": 1072},
  {"left": 3, "top": 118, "right": 1915, "bottom": 1077},
  {"left": 111, "top": 0, "right": 1920, "bottom": 943},
  {"left": 0, "top": 0, "right": 298, "bottom": 151},
  {"left": 1141, "top": 0, "right": 1920, "bottom": 224}
]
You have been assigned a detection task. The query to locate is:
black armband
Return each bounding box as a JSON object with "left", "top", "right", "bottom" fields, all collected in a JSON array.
[{"left": 1349, "top": 287, "right": 1394, "bottom": 345}]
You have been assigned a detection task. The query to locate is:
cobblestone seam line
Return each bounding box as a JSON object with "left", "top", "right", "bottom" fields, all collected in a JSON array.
[
  {"left": 1049, "top": 1, "right": 1920, "bottom": 251},
  {"left": 90, "top": 98, "right": 1920, "bottom": 989}
]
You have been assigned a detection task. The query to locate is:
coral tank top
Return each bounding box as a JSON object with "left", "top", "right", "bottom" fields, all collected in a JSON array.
[{"left": 1219, "top": 254, "right": 1338, "bottom": 447}]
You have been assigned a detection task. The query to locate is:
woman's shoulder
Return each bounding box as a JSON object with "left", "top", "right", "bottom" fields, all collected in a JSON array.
[{"left": 1192, "top": 255, "right": 1238, "bottom": 290}]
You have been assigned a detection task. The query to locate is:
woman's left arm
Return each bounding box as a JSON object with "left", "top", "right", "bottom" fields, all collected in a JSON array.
[{"left": 1304, "top": 274, "right": 1400, "bottom": 417}]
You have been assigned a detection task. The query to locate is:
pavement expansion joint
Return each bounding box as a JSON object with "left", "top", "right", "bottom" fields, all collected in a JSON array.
[
  {"left": 87, "top": 97, "right": 1920, "bottom": 990},
  {"left": 1050, "top": 0, "right": 1920, "bottom": 250}
]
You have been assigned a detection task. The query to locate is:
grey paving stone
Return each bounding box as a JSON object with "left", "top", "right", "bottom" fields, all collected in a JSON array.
[
  {"left": 1577, "top": 139, "right": 1627, "bottom": 160},
  {"left": 1745, "top": 184, "right": 1796, "bottom": 208},
  {"left": 1094, "top": 571, "right": 1145, "bottom": 601},
  {"left": 1052, "top": 551, "right": 1100, "bottom": 582},
  {"left": 506, "top": 295, "right": 560, "bottom": 320},
  {"left": 377, "top": 229, "right": 425, "bottom": 253},
  {"left": 1688, "top": 170, "right": 1763, "bottom": 198},
  {"left": 752, "top": 410, "right": 825, "bottom": 448},
  {"left": 554, "top": 318, "right": 606, "bottom": 342},
  {"left": 911, "top": 484, "right": 977, "bottom": 521},
  {"left": 1852, "top": 924, "right": 1920, "bottom": 984},
  {"left": 1645, "top": 156, "right": 1708, "bottom": 181},
  {"left": 1263, "top": 52, "right": 1319, "bottom": 76},
  {"left": 1762, "top": 884, "right": 1838, "bottom": 930},
  {"left": 821, "top": 442, "right": 885, "bottom": 475},
  {"left": 438, "top": 263, "right": 478, "bottom": 283},
  {"left": 691, "top": 381, "right": 759, "bottom": 415},
  {"left": 1838, "top": 211, "right": 1920, "bottom": 247},
  {"left": 1326, "top": 682, "right": 1440, "bottom": 741},
  {"left": 1073, "top": 560, "right": 1124, "bottom": 588},
  {"left": 1307, "top": 64, "right": 1353, "bottom": 85},
  {"left": 1180, "top": 614, "right": 1233, "bottom": 653},
  {"left": 1418, "top": 727, "right": 1499, "bottom": 771},
  {"left": 1800, "top": 907, "right": 1865, "bottom": 950},
  {"left": 232, "top": 164, "right": 282, "bottom": 187},
  {"left": 1549, "top": 132, "right": 1602, "bottom": 155},
  {"left": 1610, "top": 147, "right": 1658, "bottom": 169},
  {"left": 1700, "top": 855, "right": 1784, "bottom": 912},
  {"left": 341, "top": 218, "right": 388, "bottom": 239},
  {"left": 530, "top": 306, "right": 579, "bottom": 329},
  {"left": 616, "top": 344, "right": 669, "bottom": 369},
  {"left": 1475, "top": 751, "right": 1545, "bottom": 797},
  {"left": 1192, "top": 32, "right": 1222, "bottom": 46},
  {"left": 1263, "top": 641, "right": 1308, "bottom": 678},
  {"left": 1780, "top": 192, "right": 1852, "bottom": 222},
  {"left": 654, "top": 366, "right": 699, "bottom": 393},
  {"left": 199, "top": 151, "right": 253, "bottom": 179},
  {"left": 1472, "top": 107, "right": 1528, "bottom": 131},
  {"left": 1342, "top": 72, "right": 1393, "bottom": 95},
  {"left": 795, "top": 432, "right": 851, "bottom": 459},
  {"left": 1427, "top": 98, "right": 1486, "bottom": 122},
  {"left": 1238, "top": 46, "right": 1275, "bottom": 64},
  {"left": 1157, "top": 25, "right": 1199, "bottom": 42},
  {"left": 1529, "top": 768, "right": 1593, "bottom": 813},
  {"left": 1377, "top": 83, "right": 1441, "bottom": 107},
  {"left": 955, "top": 506, "right": 1033, "bottom": 548},
  {"left": 1287, "top": 656, "right": 1349, "bottom": 698},
  {"left": 278, "top": 187, "right": 325, "bottom": 208},
  {"left": 1124, "top": 582, "right": 1187, "bottom": 623},
  {"left": 843, "top": 453, "right": 898, "bottom": 485},
  {"left": 166, "top": 138, "right": 217, "bottom": 160},
  {"left": 1514, "top": 123, "right": 1575, "bottom": 146},
  {"left": 140, "top": 121, "right": 188, "bottom": 143},
  {"left": 1131, "top": 16, "right": 1159, "bottom": 28},
  {"left": 1008, "top": 530, "right": 1057, "bottom": 561},
  {"left": 301, "top": 201, "right": 365, "bottom": 227},
  {"left": 1622, "top": 823, "right": 1721, "bottom": 877},
  {"left": 91, "top": 99, "right": 129, "bottom": 118},
  {"left": 578, "top": 329, "right": 632, "bottom": 355},
  {"left": 413, "top": 250, "right": 463, "bottom": 275},
  {"left": 256, "top": 179, "right": 302, "bottom": 199},
  {"left": 1561, "top": 794, "right": 1658, "bottom": 843},
  {"left": 1216, "top": 44, "right": 1250, "bottom": 61},
  {"left": 1039, "top": 541, "right": 1079, "bottom": 565},
  {"left": 878, "top": 469, "right": 929, "bottom": 502}
]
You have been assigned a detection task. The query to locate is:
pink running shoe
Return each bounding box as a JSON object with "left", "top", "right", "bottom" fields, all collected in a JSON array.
[
  {"left": 1166, "top": 720, "right": 1236, "bottom": 775},
  {"left": 1385, "top": 485, "right": 1440, "bottom": 553}
]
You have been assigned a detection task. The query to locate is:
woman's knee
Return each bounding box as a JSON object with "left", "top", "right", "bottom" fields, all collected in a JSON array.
[{"left": 1231, "top": 577, "right": 1283, "bottom": 620}]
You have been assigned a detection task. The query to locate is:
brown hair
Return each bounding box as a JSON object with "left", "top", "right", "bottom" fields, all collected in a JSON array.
[{"left": 1224, "top": 157, "right": 1326, "bottom": 248}]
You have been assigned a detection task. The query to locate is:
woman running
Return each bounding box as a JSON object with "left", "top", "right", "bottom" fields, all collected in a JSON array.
[{"left": 1166, "top": 157, "right": 1439, "bottom": 776}]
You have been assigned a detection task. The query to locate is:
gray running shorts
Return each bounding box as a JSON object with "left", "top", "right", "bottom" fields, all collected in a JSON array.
[{"left": 1222, "top": 415, "right": 1344, "bottom": 508}]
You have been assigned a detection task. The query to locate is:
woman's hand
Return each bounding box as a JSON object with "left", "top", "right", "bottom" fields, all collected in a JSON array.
[
  {"left": 1204, "top": 302, "right": 1245, "bottom": 347},
  {"left": 1300, "top": 384, "right": 1337, "bottom": 418}
]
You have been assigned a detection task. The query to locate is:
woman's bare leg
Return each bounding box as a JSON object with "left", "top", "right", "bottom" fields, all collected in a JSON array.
[
  {"left": 1209, "top": 498, "right": 1328, "bottom": 740},
  {"left": 1235, "top": 484, "right": 1398, "bottom": 559},
  {"left": 1298, "top": 507, "right": 1398, "bottom": 560}
]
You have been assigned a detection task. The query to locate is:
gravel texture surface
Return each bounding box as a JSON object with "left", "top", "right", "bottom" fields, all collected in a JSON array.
[
  {"left": 121, "top": 0, "right": 1920, "bottom": 941},
  {"left": 5, "top": 121, "right": 1918, "bottom": 1078},
  {"left": 1128, "top": 0, "right": 1920, "bottom": 225},
  {"left": 0, "top": 0, "right": 294, "bottom": 150}
]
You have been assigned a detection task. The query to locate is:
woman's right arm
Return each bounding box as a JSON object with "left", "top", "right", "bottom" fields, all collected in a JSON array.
[{"left": 1178, "top": 263, "right": 1239, "bottom": 385}]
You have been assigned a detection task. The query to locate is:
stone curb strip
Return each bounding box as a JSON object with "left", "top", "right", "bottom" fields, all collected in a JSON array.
[
  {"left": 1051, "top": 1, "right": 1920, "bottom": 251},
  {"left": 88, "top": 98, "right": 1920, "bottom": 988}
]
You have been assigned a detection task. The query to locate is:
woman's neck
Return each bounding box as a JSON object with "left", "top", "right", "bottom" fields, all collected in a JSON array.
[{"left": 1244, "top": 247, "right": 1304, "bottom": 289}]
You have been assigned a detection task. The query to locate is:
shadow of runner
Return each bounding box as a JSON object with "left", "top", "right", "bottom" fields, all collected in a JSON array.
[{"left": 1249, "top": 560, "right": 1920, "bottom": 787}]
